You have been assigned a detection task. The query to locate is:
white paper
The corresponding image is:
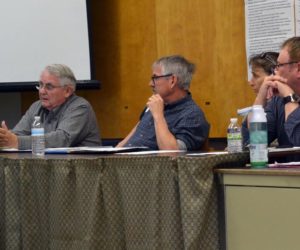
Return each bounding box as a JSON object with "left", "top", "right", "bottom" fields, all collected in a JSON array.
[
  {"left": 44, "top": 146, "right": 148, "bottom": 154},
  {"left": 244, "top": 0, "right": 295, "bottom": 79},
  {"left": 0, "top": 148, "right": 30, "bottom": 152},
  {"left": 269, "top": 161, "right": 300, "bottom": 168},
  {"left": 186, "top": 151, "right": 228, "bottom": 156},
  {"left": 268, "top": 146, "right": 300, "bottom": 153},
  {"left": 295, "top": 0, "right": 300, "bottom": 35},
  {"left": 117, "top": 150, "right": 185, "bottom": 155}
]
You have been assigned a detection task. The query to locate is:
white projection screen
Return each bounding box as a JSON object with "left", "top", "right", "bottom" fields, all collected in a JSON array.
[{"left": 0, "top": 0, "right": 98, "bottom": 91}]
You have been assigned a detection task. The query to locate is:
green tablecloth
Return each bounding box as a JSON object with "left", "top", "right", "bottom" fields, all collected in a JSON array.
[{"left": 0, "top": 153, "right": 249, "bottom": 250}]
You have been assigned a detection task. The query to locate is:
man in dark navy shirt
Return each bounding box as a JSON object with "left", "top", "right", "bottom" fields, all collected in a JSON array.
[
  {"left": 244, "top": 37, "right": 300, "bottom": 147},
  {"left": 117, "top": 55, "right": 210, "bottom": 151}
]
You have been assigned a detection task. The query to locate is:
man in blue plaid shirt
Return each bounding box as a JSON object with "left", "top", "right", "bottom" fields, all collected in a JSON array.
[{"left": 117, "top": 55, "right": 210, "bottom": 151}]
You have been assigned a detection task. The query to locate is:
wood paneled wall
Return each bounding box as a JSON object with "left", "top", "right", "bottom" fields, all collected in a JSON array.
[{"left": 22, "top": 0, "right": 255, "bottom": 138}]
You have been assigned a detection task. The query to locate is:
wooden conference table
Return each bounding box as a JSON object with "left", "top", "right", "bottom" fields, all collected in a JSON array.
[{"left": 0, "top": 151, "right": 249, "bottom": 250}]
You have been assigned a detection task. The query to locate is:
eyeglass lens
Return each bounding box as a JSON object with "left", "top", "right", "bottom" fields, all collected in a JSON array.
[{"left": 36, "top": 82, "right": 61, "bottom": 91}]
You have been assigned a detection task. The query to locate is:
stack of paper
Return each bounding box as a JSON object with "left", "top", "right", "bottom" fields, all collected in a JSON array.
[
  {"left": 268, "top": 162, "right": 300, "bottom": 168},
  {"left": 44, "top": 146, "right": 149, "bottom": 154}
]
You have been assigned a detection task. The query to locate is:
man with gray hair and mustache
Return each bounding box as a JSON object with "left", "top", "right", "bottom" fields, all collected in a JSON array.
[
  {"left": 0, "top": 64, "right": 101, "bottom": 149},
  {"left": 117, "top": 55, "right": 210, "bottom": 150}
]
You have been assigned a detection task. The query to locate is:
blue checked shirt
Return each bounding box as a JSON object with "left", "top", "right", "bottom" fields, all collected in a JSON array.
[{"left": 124, "top": 94, "right": 210, "bottom": 150}]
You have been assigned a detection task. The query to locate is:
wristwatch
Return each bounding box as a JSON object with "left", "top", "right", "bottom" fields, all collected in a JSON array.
[{"left": 283, "top": 93, "right": 300, "bottom": 104}]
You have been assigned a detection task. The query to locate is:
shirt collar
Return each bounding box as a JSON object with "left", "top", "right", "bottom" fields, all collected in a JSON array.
[
  {"left": 43, "top": 94, "right": 75, "bottom": 115},
  {"left": 165, "top": 92, "right": 191, "bottom": 109}
]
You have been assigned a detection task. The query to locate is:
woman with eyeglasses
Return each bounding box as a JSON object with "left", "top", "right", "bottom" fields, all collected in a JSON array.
[{"left": 248, "top": 52, "right": 279, "bottom": 94}]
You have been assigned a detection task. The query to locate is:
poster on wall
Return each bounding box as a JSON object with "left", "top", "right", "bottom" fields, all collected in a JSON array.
[{"left": 244, "top": 0, "right": 299, "bottom": 78}]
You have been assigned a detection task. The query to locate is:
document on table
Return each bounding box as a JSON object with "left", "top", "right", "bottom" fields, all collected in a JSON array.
[
  {"left": 268, "top": 147, "right": 300, "bottom": 153},
  {"left": 0, "top": 146, "right": 149, "bottom": 154},
  {"left": 186, "top": 151, "right": 228, "bottom": 156},
  {"left": 0, "top": 148, "right": 31, "bottom": 153},
  {"left": 268, "top": 161, "right": 300, "bottom": 168},
  {"left": 117, "top": 150, "right": 185, "bottom": 155},
  {"left": 45, "top": 146, "right": 149, "bottom": 154}
]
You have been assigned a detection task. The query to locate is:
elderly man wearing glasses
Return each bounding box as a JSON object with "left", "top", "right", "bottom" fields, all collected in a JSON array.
[
  {"left": 117, "top": 55, "right": 210, "bottom": 151},
  {"left": 0, "top": 64, "right": 101, "bottom": 149},
  {"left": 245, "top": 36, "right": 300, "bottom": 147}
]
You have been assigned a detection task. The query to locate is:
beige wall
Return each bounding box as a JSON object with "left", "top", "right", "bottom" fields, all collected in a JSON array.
[{"left": 22, "top": 0, "right": 255, "bottom": 138}]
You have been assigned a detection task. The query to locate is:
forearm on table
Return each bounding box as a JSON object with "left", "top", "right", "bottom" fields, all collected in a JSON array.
[
  {"left": 153, "top": 116, "right": 178, "bottom": 150},
  {"left": 116, "top": 123, "right": 138, "bottom": 147}
]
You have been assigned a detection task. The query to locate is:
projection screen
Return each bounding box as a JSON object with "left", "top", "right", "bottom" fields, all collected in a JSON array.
[{"left": 0, "top": 0, "right": 98, "bottom": 91}]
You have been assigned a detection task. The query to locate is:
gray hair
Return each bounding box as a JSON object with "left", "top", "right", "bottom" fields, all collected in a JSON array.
[
  {"left": 152, "top": 55, "right": 195, "bottom": 90},
  {"left": 45, "top": 64, "right": 77, "bottom": 90}
]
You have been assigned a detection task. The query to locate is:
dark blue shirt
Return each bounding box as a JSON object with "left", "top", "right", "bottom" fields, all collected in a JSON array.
[
  {"left": 242, "top": 96, "right": 300, "bottom": 147},
  {"left": 125, "top": 94, "right": 210, "bottom": 150}
]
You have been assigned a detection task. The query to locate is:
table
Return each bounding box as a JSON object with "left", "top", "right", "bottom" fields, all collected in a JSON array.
[
  {"left": 0, "top": 152, "right": 249, "bottom": 250},
  {"left": 217, "top": 167, "right": 300, "bottom": 250}
]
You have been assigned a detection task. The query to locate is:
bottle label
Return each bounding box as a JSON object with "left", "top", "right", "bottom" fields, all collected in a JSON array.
[
  {"left": 250, "top": 144, "right": 268, "bottom": 163},
  {"left": 249, "top": 122, "right": 267, "bottom": 133},
  {"left": 227, "top": 132, "right": 243, "bottom": 152},
  {"left": 31, "top": 128, "right": 44, "bottom": 136},
  {"left": 249, "top": 130, "right": 267, "bottom": 144},
  {"left": 249, "top": 128, "right": 268, "bottom": 165},
  {"left": 227, "top": 132, "right": 242, "bottom": 140}
]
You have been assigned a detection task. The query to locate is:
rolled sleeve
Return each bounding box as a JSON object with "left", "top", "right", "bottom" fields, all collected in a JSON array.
[{"left": 285, "top": 107, "right": 300, "bottom": 146}]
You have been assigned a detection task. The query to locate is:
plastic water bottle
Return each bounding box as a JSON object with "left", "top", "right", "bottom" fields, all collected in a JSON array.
[
  {"left": 249, "top": 105, "right": 268, "bottom": 168},
  {"left": 227, "top": 118, "right": 243, "bottom": 153},
  {"left": 31, "top": 116, "right": 45, "bottom": 156}
]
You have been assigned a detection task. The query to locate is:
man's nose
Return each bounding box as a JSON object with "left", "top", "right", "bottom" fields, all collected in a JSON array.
[
  {"left": 149, "top": 79, "right": 154, "bottom": 87},
  {"left": 38, "top": 87, "right": 47, "bottom": 94}
]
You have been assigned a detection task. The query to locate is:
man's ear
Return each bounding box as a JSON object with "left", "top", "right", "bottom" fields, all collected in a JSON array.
[
  {"left": 294, "top": 62, "right": 300, "bottom": 80},
  {"left": 64, "top": 85, "right": 74, "bottom": 98},
  {"left": 297, "top": 62, "right": 300, "bottom": 73},
  {"left": 170, "top": 75, "right": 178, "bottom": 88}
]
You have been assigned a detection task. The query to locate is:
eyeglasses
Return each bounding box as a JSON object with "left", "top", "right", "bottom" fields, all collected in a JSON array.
[
  {"left": 36, "top": 82, "right": 64, "bottom": 91},
  {"left": 259, "top": 52, "right": 277, "bottom": 65},
  {"left": 151, "top": 73, "right": 173, "bottom": 83},
  {"left": 259, "top": 52, "right": 277, "bottom": 75},
  {"left": 274, "top": 61, "right": 299, "bottom": 71}
]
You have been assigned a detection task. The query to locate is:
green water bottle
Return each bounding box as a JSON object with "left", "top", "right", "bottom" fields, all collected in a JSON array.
[{"left": 249, "top": 105, "right": 268, "bottom": 168}]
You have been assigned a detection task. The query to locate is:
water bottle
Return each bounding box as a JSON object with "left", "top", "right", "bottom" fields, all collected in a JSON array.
[
  {"left": 227, "top": 118, "right": 243, "bottom": 153},
  {"left": 31, "top": 116, "right": 45, "bottom": 156},
  {"left": 249, "top": 105, "right": 268, "bottom": 168}
]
